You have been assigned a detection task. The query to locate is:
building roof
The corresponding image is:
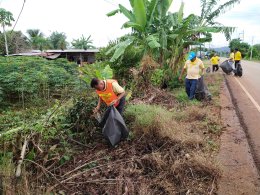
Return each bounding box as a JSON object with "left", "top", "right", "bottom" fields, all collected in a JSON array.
[
  {"left": 8, "top": 52, "right": 43, "bottom": 57},
  {"left": 7, "top": 49, "right": 99, "bottom": 58},
  {"left": 45, "top": 53, "right": 61, "bottom": 59},
  {"left": 32, "top": 49, "right": 99, "bottom": 53}
]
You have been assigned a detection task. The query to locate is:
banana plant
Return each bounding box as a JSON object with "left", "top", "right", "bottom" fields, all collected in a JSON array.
[
  {"left": 198, "top": 0, "right": 240, "bottom": 41},
  {"left": 106, "top": 0, "right": 174, "bottom": 63},
  {"left": 107, "top": 0, "right": 240, "bottom": 75},
  {"left": 79, "top": 62, "right": 113, "bottom": 85}
]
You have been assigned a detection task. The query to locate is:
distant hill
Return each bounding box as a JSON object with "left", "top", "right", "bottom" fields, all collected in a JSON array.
[{"left": 212, "top": 47, "right": 230, "bottom": 53}]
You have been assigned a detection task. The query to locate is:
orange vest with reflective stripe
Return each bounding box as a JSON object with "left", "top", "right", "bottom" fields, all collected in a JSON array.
[{"left": 96, "top": 79, "right": 119, "bottom": 107}]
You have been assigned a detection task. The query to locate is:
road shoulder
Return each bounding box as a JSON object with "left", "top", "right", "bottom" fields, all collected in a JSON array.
[{"left": 217, "top": 77, "right": 260, "bottom": 195}]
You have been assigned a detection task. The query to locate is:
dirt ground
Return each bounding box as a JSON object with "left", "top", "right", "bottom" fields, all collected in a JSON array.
[
  {"left": 31, "top": 75, "right": 223, "bottom": 195},
  {"left": 226, "top": 74, "right": 260, "bottom": 170},
  {"left": 217, "top": 78, "right": 260, "bottom": 195},
  {"left": 5, "top": 73, "right": 250, "bottom": 195}
]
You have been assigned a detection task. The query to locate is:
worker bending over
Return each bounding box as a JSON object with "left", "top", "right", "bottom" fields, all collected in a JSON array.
[
  {"left": 91, "top": 78, "right": 126, "bottom": 115},
  {"left": 179, "top": 52, "right": 205, "bottom": 100}
]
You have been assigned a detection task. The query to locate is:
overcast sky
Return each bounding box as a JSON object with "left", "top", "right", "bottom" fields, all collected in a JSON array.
[{"left": 1, "top": 0, "right": 260, "bottom": 48}]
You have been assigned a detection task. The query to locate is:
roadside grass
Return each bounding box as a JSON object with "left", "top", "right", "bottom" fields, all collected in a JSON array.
[
  {"left": 123, "top": 72, "right": 224, "bottom": 193},
  {"left": 125, "top": 102, "right": 221, "bottom": 193}
]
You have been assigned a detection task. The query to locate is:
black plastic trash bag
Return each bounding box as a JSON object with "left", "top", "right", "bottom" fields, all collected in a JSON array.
[
  {"left": 220, "top": 60, "right": 233, "bottom": 74},
  {"left": 100, "top": 106, "right": 129, "bottom": 147},
  {"left": 234, "top": 63, "right": 243, "bottom": 77},
  {"left": 195, "top": 76, "right": 212, "bottom": 101}
]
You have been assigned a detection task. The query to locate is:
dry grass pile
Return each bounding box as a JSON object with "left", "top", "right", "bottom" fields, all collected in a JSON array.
[
  {"left": 131, "top": 87, "right": 176, "bottom": 109},
  {"left": 35, "top": 101, "right": 223, "bottom": 194}
]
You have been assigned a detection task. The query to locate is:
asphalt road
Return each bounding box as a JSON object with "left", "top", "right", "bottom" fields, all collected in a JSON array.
[
  {"left": 237, "top": 60, "right": 260, "bottom": 106},
  {"left": 225, "top": 59, "right": 260, "bottom": 172}
]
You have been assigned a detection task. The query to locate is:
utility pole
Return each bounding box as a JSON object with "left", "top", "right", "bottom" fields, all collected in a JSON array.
[
  {"left": 250, "top": 36, "right": 254, "bottom": 60},
  {"left": 239, "top": 30, "right": 245, "bottom": 41}
]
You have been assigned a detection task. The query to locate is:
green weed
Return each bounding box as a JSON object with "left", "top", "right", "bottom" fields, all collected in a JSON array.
[
  {"left": 175, "top": 89, "right": 189, "bottom": 103},
  {"left": 125, "top": 104, "right": 173, "bottom": 129}
]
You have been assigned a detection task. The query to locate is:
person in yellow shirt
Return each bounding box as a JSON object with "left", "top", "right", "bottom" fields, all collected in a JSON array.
[
  {"left": 210, "top": 53, "right": 220, "bottom": 72},
  {"left": 179, "top": 52, "right": 205, "bottom": 100},
  {"left": 234, "top": 48, "right": 242, "bottom": 69},
  {"left": 229, "top": 50, "right": 235, "bottom": 61},
  {"left": 91, "top": 78, "right": 126, "bottom": 115}
]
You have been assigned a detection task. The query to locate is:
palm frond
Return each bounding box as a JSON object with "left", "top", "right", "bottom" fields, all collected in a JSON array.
[
  {"left": 200, "top": 0, "right": 208, "bottom": 18},
  {"left": 207, "top": 0, "right": 240, "bottom": 22},
  {"left": 201, "top": 0, "right": 219, "bottom": 23},
  {"left": 217, "top": 26, "right": 235, "bottom": 40}
]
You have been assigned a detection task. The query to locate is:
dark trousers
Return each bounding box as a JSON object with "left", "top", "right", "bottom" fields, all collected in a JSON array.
[
  {"left": 115, "top": 96, "right": 126, "bottom": 115},
  {"left": 185, "top": 79, "right": 198, "bottom": 100},
  {"left": 212, "top": 65, "right": 219, "bottom": 72},
  {"left": 235, "top": 60, "right": 240, "bottom": 69}
]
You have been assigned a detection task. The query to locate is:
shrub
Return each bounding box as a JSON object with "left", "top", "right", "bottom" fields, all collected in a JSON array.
[
  {"left": 151, "top": 69, "right": 164, "bottom": 87},
  {"left": 66, "top": 95, "right": 100, "bottom": 142},
  {"left": 0, "top": 56, "right": 80, "bottom": 104},
  {"left": 80, "top": 62, "right": 113, "bottom": 85}
]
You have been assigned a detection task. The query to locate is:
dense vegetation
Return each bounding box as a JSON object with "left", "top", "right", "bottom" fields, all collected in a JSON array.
[
  {"left": 0, "top": 0, "right": 249, "bottom": 194},
  {"left": 0, "top": 57, "right": 81, "bottom": 106},
  {"left": 0, "top": 57, "right": 224, "bottom": 194},
  {"left": 229, "top": 38, "right": 260, "bottom": 60},
  {"left": 97, "top": 0, "right": 240, "bottom": 89}
]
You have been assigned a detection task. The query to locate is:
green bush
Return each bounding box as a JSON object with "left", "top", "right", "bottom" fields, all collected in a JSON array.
[
  {"left": 0, "top": 56, "right": 80, "bottom": 103},
  {"left": 96, "top": 40, "right": 142, "bottom": 80},
  {"left": 164, "top": 68, "right": 183, "bottom": 89},
  {"left": 151, "top": 69, "right": 164, "bottom": 87}
]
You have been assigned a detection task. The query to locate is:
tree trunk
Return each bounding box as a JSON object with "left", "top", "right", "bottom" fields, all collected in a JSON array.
[
  {"left": 3, "top": 25, "right": 9, "bottom": 56},
  {"left": 159, "top": 50, "right": 164, "bottom": 67}
]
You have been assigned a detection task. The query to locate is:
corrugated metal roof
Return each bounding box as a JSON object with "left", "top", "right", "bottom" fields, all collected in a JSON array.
[
  {"left": 45, "top": 53, "right": 61, "bottom": 59},
  {"left": 8, "top": 53, "right": 43, "bottom": 56},
  {"left": 8, "top": 49, "right": 99, "bottom": 58},
  {"left": 31, "top": 49, "right": 99, "bottom": 53}
]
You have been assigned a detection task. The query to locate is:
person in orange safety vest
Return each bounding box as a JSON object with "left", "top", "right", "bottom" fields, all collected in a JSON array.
[{"left": 91, "top": 78, "right": 126, "bottom": 115}]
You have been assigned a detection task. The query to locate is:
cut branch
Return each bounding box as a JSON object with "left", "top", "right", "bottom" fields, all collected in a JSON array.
[{"left": 15, "top": 138, "right": 28, "bottom": 177}]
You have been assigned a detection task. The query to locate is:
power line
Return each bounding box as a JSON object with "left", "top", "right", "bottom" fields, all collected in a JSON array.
[
  {"left": 11, "top": 0, "right": 26, "bottom": 33},
  {"left": 103, "top": 0, "right": 117, "bottom": 6},
  {"left": 250, "top": 36, "right": 254, "bottom": 60}
]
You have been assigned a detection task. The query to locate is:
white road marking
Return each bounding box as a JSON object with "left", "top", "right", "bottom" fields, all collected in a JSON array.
[{"left": 235, "top": 77, "right": 260, "bottom": 113}]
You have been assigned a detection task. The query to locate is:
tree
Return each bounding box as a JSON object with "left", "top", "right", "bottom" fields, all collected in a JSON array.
[
  {"left": 26, "top": 29, "right": 43, "bottom": 39},
  {"left": 198, "top": 0, "right": 240, "bottom": 40},
  {"left": 0, "top": 8, "right": 14, "bottom": 55},
  {"left": 71, "top": 35, "right": 95, "bottom": 50},
  {"left": 106, "top": 0, "right": 240, "bottom": 79},
  {"left": 229, "top": 38, "right": 250, "bottom": 57},
  {"left": 0, "top": 30, "right": 30, "bottom": 55},
  {"left": 106, "top": 0, "right": 170, "bottom": 63},
  {"left": 49, "top": 31, "right": 68, "bottom": 50},
  {"left": 26, "top": 29, "right": 44, "bottom": 49},
  {"left": 252, "top": 44, "right": 260, "bottom": 59}
]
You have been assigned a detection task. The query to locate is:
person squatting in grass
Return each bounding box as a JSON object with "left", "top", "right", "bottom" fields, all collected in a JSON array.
[
  {"left": 179, "top": 52, "right": 205, "bottom": 100},
  {"left": 211, "top": 53, "right": 220, "bottom": 72},
  {"left": 91, "top": 78, "right": 126, "bottom": 115}
]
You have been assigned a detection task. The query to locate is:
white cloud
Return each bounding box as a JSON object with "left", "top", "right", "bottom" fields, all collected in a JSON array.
[{"left": 1, "top": 0, "right": 260, "bottom": 48}]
